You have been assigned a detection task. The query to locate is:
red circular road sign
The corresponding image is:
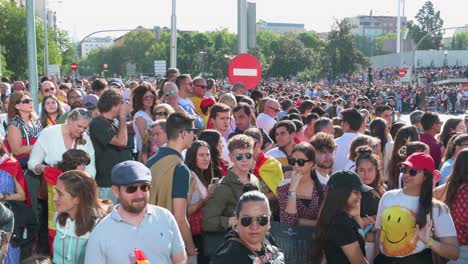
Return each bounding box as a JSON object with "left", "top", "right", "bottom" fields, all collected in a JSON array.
[
  {"left": 398, "top": 68, "right": 407, "bottom": 77},
  {"left": 70, "top": 62, "right": 78, "bottom": 71},
  {"left": 228, "top": 54, "right": 262, "bottom": 90}
]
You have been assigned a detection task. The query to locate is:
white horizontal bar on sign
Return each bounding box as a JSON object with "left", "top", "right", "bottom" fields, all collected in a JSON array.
[{"left": 233, "top": 68, "right": 257, "bottom": 76}]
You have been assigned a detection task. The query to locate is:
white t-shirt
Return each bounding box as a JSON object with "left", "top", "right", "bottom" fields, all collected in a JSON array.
[
  {"left": 256, "top": 113, "right": 276, "bottom": 134},
  {"left": 132, "top": 110, "right": 153, "bottom": 152},
  {"left": 332, "top": 132, "right": 360, "bottom": 172},
  {"left": 316, "top": 170, "right": 329, "bottom": 185},
  {"left": 375, "top": 189, "right": 456, "bottom": 258}
]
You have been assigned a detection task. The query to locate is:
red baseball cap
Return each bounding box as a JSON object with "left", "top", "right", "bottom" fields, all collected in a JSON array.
[{"left": 399, "top": 152, "right": 438, "bottom": 176}]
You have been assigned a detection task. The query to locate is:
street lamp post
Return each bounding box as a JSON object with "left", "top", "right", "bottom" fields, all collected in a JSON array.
[
  {"left": 444, "top": 50, "right": 448, "bottom": 67},
  {"left": 43, "top": 0, "right": 48, "bottom": 76}
]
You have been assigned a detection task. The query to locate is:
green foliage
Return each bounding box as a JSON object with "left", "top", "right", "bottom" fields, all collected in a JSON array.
[
  {"left": 407, "top": 1, "right": 444, "bottom": 50},
  {"left": 448, "top": 32, "right": 468, "bottom": 50},
  {"left": 268, "top": 34, "right": 319, "bottom": 78},
  {"left": 326, "top": 20, "right": 370, "bottom": 76},
  {"left": 374, "top": 33, "right": 397, "bottom": 55},
  {"left": 0, "top": 1, "right": 72, "bottom": 79}
]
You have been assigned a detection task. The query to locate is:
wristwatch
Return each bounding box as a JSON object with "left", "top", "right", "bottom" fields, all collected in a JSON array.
[{"left": 288, "top": 191, "right": 297, "bottom": 199}]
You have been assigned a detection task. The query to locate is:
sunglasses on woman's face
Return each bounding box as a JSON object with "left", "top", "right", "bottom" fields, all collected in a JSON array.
[
  {"left": 154, "top": 111, "right": 168, "bottom": 117},
  {"left": 235, "top": 152, "right": 252, "bottom": 161},
  {"left": 125, "top": 184, "right": 151, "bottom": 194},
  {"left": 288, "top": 158, "right": 311, "bottom": 167},
  {"left": 17, "top": 98, "right": 33, "bottom": 104},
  {"left": 240, "top": 215, "right": 269, "bottom": 227},
  {"left": 399, "top": 166, "right": 421, "bottom": 177}
]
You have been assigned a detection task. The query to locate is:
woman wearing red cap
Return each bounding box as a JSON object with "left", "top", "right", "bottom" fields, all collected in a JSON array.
[{"left": 374, "top": 152, "right": 460, "bottom": 263}]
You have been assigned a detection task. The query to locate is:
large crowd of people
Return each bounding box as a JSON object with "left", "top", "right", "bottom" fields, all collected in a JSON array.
[{"left": 0, "top": 66, "right": 466, "bottom": 263}]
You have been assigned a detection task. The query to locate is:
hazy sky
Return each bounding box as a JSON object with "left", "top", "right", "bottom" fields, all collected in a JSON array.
[{"left": 51, "top": 0, "right": 467, "bottom": 41}]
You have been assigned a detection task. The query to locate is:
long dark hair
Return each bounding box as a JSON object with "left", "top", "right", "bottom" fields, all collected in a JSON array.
[
  {"left": 445, "top": 149, "right": 468, "bottom": 209},
  {"left": 414, "top": 165, "right": 434, "bottom": 227},
  {"left": 370, "top": 118, "right": 388, "bottom": 159},
  {"left": 439, "top": 118, "right": 463, "bottom": 145},
  {"left": 56, "top": 171, "right": 109, "bottom": 236},
  {"left": 291, "top": 143, "right": 325, "bottom": 206},
  {"left": 40, "top": 95, "right": 64, "bottom": 128},
  {"left": 198, "top": 130, "right": 222, "bottom": 179},
  {"left": 315, "top": 187, "right": 353, "bottom": 262},
  {"left": 185, "top": 140, "right": 213, "bottom": 187},
  {"left": 443, "top": 133, "right": 468, "bottom": 163},
  {"left": 131, "top": 85, "right": 156, "bottom": 117},
  {"left": 387, "top": 126, "right": 419, "bottom": 189},
  {"left": 354, "top": 146, "right": 384, "bottom": 191}
]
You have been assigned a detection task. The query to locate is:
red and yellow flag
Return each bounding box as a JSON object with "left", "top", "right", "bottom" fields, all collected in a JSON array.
[
  {"left": 134, "top": 249, "right": 150, "bottom": 264},
  {"left": 254, "top": 152, "right": 284, "bottom": 196}
]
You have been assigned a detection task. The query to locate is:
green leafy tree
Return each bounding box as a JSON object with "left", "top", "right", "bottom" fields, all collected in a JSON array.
[
  {"left": 326, "top": 19, "right": 369, "bottom": 76},
  {"left": 374, "top": 33, "right": 397, "bottom": 55},
  {"left": 448, "top": 32, "right": 468, "bottom": 50},
  {"left": 268, "top": 34, "right": 319, "bottom": 78},
  {"left": 407, "top": 1, "right": 444, "bottom": 50}
]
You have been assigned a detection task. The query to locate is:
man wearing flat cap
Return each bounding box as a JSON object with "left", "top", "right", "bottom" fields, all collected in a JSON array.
[{"left": 85, "top": 161, "right": 186, "bottom": 264}]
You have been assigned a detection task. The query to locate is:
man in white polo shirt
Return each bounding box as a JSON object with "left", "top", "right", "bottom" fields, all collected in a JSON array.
[{"left": 85, "top": 161, "right": 186, "bottom": 264}]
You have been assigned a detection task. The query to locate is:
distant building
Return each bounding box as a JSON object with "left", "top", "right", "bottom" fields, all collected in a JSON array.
[
  {"left": 347, "top": 15, "right": 407, "bottom": 39},
  {"left": 81, "top": 36, "right": 114, "bottom": 57},
  {"left": 256, "top": 19, "right": 305, "bottom": 35}
]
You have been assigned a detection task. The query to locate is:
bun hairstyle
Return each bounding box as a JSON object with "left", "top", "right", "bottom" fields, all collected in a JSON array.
[
  {"left": 354, "top": 145, "right": 373, "bottom": 159},
  {"left": 398, "top": 141, "right": 429, "bottom": 160},
  {"left": 354, "top": 145, "right": 384, "bottom": 190}
]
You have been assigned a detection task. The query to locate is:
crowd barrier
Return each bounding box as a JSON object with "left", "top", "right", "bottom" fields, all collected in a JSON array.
[{"left": 202, "top": 221, "right": 317, "bottom": 264}]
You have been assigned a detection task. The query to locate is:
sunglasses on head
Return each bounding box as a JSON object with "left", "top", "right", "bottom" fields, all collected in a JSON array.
[
  {"left": 235, "top": 152, "right": 253, "bottom": 161},
  {"left": 17, "top": 98, "right": 33, "bottom": 104},
  {"left": 125, "top": 184, "right": 151, "bottom": 194},
  {"left": 240, "top": 215, "right": 269, "bottom": 227},
  {"left": 165, "top": 90, "right": 177, "bottom": 97},
  {"left": 288, "top": 158, "right": 311, "bottom": 167},
  {"left": 399, "top": 166, "right": 422, "bottom": 177},
  {"left": 154, "top": 111, "right": 168, "bottom": 117}
]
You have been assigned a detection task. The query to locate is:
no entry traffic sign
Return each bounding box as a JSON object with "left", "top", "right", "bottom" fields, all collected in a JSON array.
[
  {"left": 228, "top": 54, "right": 262, "bottom": 90},
  {"left": 398, "top": 68, "right": 407, "bottom": 78},
  {"left": 70, "top": 62, "right": 79, "bottom": 71}
]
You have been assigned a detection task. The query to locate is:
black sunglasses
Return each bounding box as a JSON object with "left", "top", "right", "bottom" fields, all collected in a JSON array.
[
  {"left": 125, "top": 184, "right": 151, "bottom": 194},
  {"left": 399, "top": 166, "right": 421, "bottom": 177},
  {"left": 288, "top": 158, "right": 311, "bottom": 167},
  {"left": 240, "top": 215, "right": 269, "bottom": 227},
  {"left": 184, "top": 128, "right": 198, "bottom": 134},
  {"left": 154, "top": 111, "right": 168, "bottom": 117},
  {"left": 17, "top": 98, "right": 33, "bottom": 104},
  {"left": 195, "top": 84, "right": 208, "bottom": 89},
  {"left": 235, "top": 152, "right": 253, "bottom": 161}
]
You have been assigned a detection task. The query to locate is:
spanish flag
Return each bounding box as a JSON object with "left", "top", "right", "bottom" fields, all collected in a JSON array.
[
  {"left": 43, "top": 166, "right": 63, "bottom": 254},
  {"left": 253, "top": 152, "right": 284, "bottom": 197},
  {"left": 134, "top": 249, "right": 150, "bottom": 264}
]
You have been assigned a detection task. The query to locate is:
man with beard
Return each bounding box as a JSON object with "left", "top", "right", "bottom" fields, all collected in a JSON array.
[
  {"left": 85, "top": 161, "right": 186, "bottom": 263},
  {"left": 310, "top": 132, "right": 337, "bottom": 184},
  {"left": 57, "top": 88, "right": 84, "bottom": 124}
]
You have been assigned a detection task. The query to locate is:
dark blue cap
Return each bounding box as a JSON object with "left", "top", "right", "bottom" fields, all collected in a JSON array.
[{"left": 111, "top": 161, "right": 151, "bottom": 186}]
